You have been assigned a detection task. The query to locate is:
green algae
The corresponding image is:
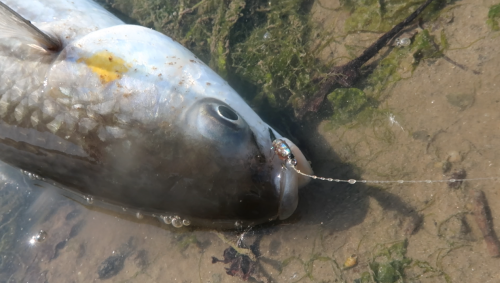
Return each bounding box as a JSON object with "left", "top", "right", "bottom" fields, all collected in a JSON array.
[
  {"left": 278, "top": 234, "right": 451, "bottom": 282},
  {"left": 326, "top": 28, "right": 441, "bottom": 126},
  {"left": 343, "top": 0, "right": 449, "bottom": 34},
  {"left": 103, "top": 0, "right": 321, "bottom": 106},
  {"left": 487, "top": 4, "right": 500, "bottom": 31},
  {"left": 325, "top": 0, "right": 448, "bottom": 125},
  {"left": 231, "top": 0, "right": 320, "bottom": 108},
  {"left": 103, "top": 0, "right": 449, "bottom": 124},
  {"left": 326, "top": 0, "right": 450, "bottom": 126},
  {"left": 412, "top": 29, "right": 442, "bottom": 64},
  {"left": 368, "top": 240, "right": 411, "bottom": 283},
  {"left": 327, "top": 88, "right": 370, "bottom": 124}
]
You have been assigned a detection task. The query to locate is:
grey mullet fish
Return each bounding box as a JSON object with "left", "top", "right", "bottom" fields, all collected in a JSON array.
[{"left": 0, "top": 0, "right": 313, "bottom": 228}]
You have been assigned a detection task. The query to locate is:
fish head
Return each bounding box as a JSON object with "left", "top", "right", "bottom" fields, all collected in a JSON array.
[
  {"left": 183, "top": 97, "right": 314, "bottom": 221},
  {"left": 44, "top": 25, "right": 312, "bottom": 227}
]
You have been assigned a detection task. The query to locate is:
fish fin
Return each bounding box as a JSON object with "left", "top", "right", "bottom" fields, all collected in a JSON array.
[{"left": 0, "top": 1, "right": 61, "bottom": 51}]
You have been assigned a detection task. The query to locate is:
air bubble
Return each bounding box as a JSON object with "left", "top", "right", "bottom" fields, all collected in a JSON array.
[
  {"left": 398, "top": 180, "right": 404, "bottom": 184},
  {"left": 396, "top": 37, "right": 411, "bottom": 47},
  {"left": 235, "top": 221, "right": 243, "bottom": 228},
  {"left": 162, "top": 216, "right": 172, "bottom": 224},
  {"left": 85, "top": 196, "right": 94, "bottom": 204},
  {"left": 30, "top": 230, "right": 47, "bottom": 244},
  {"left": 426, "top": 180, "right": 432, "bottom": 183},
  {"left": 172, "top": 216, "right": 183, "bottom": 228},
  {"left": 182, "top": 219, "right": 191, "bottom": 226},
  {"left": 136, "top": 212, "right": 143, "bottom": 219},
  {"left": 348, "top": 179, "right": 356, "bottom": 184},
  {"left": 449, "top": 179, "right": 456, "bottom": 183}
]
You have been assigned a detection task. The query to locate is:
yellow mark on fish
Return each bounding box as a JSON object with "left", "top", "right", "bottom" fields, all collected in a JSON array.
[{"left": 78, "top": 51, "right": 131, "bottom": 84}]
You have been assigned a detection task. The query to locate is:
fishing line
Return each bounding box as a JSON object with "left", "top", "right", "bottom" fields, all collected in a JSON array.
[{"left": 272, "top": 139, "right": 499, "bottom": 185}]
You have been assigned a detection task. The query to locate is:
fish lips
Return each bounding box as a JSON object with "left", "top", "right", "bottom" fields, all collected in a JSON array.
[{"left": 275, "top": 138, "right": 313, "bottom": 220}]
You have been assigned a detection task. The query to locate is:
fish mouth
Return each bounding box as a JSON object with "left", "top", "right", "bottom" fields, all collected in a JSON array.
[{"left": 275, "top": 138, "right": 313, "bottom": 220}]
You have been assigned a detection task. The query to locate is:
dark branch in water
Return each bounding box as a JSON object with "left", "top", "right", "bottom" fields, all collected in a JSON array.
[
  {"left": 471, "top": 190, "right": 500, "bottom": 258},
  {"left": 297, "top": 0, "right": 435, "bottom": 118}
]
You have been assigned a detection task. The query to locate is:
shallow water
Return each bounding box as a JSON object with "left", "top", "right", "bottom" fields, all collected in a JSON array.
[{"left": 2, "top": 0, "right": 500, "bottom": 282}]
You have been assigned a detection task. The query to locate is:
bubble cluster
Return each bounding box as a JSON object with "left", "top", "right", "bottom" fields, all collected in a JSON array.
[
  {"left": 84, "top": 195, "right": 94, "bottom": 204},
  {"left": 20, "top": 169, "right": 44, "bottom": 181},
  {"left": 29, "top": 230, "right": 47, "bottom": 245},
  {"left": 160, "top": 215, "right": 190, "bottom": 228}
]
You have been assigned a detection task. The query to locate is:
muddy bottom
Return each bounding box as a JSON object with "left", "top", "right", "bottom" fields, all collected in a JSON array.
[{"left": 2, "top": 0, "right": 500, "bottom": 282}]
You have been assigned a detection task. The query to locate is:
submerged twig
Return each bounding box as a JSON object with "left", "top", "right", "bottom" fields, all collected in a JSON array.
[
  {"left": 213, "top": 231, "right": 257, "bottom": 261},
  {"left": 180, "top": 0, "right": 206, "bottom": 16},
  {"left": 471, "top": 190, "right": 500, "bottom": 257},
  {"left": 297, "top": 0, "right": 436, "bottom": 118}
]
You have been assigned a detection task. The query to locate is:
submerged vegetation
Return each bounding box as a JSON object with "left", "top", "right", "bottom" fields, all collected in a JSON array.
[
  {"left": 230, "top": 0, "right": 319, "bottom": 108},
  {"left": 487, "top": 4, "right": 500, "bottom": 31},
  {"left": 100, "top": 0, "right": 455, "bottom": 123},
  {"left": 343, "top": 0, "right": 444, "bottom": 34},
  {"left": 99, "top": 0, "right": 320, "bottom": 109},
  {"left": 100, "top": 0, "right": 457, "bottom": 128},
  {"left": 274, "top": 236, "right": 453, "bottom": 282},
  {"left": 368, "top": 240, "right": 411, "bottom": 283}
]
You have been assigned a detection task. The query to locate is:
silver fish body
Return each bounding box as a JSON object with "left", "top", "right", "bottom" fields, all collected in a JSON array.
[{"left": 0, "top": 0, "right": 312, "bottom": 228}]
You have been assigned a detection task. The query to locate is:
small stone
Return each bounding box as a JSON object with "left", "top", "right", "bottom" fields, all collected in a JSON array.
[{"left": 448, "top": 151, "right": 461, "bottom": 163}]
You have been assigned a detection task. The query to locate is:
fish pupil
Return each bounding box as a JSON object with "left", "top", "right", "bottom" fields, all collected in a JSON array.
[{"left": 217, "top": 105, "right": 238, "bottom": 121}]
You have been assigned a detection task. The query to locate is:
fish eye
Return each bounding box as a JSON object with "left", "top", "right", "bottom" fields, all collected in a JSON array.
[
  {"left": 203, "top": 102, "right": 244, "bottom": 131},
  {"left": 217, "top": 105, "right": 238, "bottom": 121},
  {"left": 184, "top": 99, "right": 252, "bottom": 149}
]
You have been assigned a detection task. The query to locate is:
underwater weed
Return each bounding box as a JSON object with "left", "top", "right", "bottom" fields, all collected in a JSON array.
[
  {"left": 104, "top": 0, "right": 448, "bottom": 123},
  {"left": 487, "top": 4, "right": 500, "bottom": 31},
  {"left": 231, "top": 0, "right": 322, "bottom": 108}
]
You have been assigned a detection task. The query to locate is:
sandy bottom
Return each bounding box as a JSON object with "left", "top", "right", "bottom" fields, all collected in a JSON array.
[{"left": 2, "top": 0, "right": 500, "bottom": 282}]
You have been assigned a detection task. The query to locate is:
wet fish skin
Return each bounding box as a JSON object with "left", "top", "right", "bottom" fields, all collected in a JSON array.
[{"left": 0, "top": 0, "right": 313, "bottom": 228}]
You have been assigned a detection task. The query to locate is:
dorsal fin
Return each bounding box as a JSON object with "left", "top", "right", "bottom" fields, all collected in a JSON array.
[{"left": 0, "top": 1, "right": 61, "bottom": 51}]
